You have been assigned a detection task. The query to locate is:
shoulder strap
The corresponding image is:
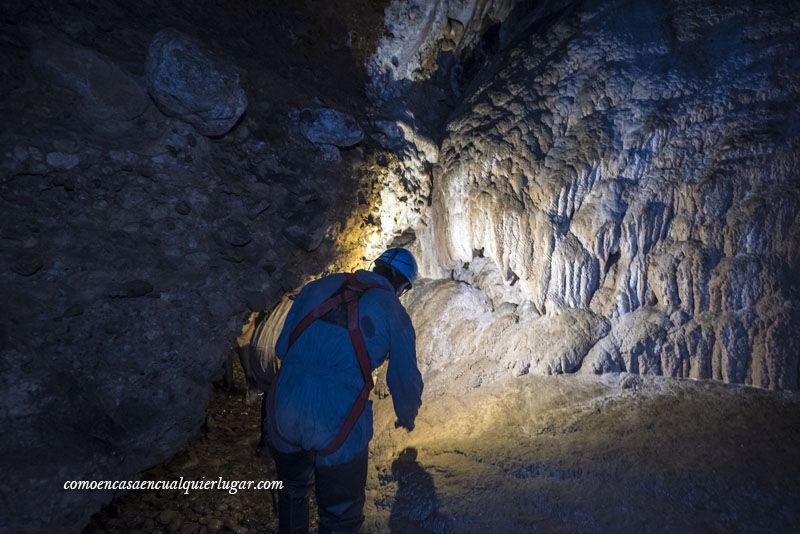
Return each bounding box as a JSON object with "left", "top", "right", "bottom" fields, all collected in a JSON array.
[
  {"left": 286, "top": 273, "right": 385, "bottom": 351},
  {"left": 287, "top": 290, "right": 345, "bottom": 350},
  {"left": 319, "top": 273, "right": 385, "bottom": 455}
]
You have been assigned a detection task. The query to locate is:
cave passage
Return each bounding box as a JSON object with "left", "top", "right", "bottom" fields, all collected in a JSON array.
[{"left": 2, "top": 0, "right": 800, "bottom": 533}]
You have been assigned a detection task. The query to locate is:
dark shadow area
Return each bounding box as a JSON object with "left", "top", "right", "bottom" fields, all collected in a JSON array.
[{"left": 389, "top": 447, "right": 450, "bottom": 534}]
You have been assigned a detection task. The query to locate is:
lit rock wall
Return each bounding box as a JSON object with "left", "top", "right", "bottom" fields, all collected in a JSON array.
[
  {"left": 421, "top": 0, "right": 799, "bottom": 389},
  {"left": 367, "top": 0, "right": 516, "bottom": 103},
  {"left": 365, "top": 0, "right": 526, "bottom": 280}
]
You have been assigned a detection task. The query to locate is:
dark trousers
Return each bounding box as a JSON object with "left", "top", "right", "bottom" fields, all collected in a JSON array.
[{"left": 269, "top": 445, "right": 368, "bottom": 534}]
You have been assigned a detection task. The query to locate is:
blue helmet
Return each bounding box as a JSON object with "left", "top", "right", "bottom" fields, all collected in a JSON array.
[{"left": 375, "top": 247, "right": 418, "bottom": 286}]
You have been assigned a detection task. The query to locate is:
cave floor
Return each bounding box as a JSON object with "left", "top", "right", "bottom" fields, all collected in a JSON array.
[
  {"left": 86, "top": 368, "right": 800, "bottom": 533},
  {"left": 367, "top": 373, "right": 800, "bottom": 533}
]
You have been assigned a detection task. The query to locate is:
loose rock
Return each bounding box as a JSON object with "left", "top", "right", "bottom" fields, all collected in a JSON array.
[
  {"left": 220, "top": 221, "right": 252, "bottom": 247},
  {"left": 122, "top": 280, "right": 154, "bottom": 298},
  {"left": 246, "top": 199, "right": 270, "bottom": 220},
  {"left": 11, "top": 252, "right": 43, "bottom": 276},
  {"left": 159, "top": 509, "right": 180, "bottom": 525},
  {"left": 317, "top": 143, "right": 341, "bottom": 162},
  {"left": 298, "top": 108, "right": 363, "bottom": 147},
  {"left": 175, "top": 200, "right": 192, "bottom": 215},
  {"left": 63, "top": 304, "right": 84, "bottom": 317},
  {"left": 282, "top": 213, "right": 326, "bottom": 252},
  {"left": 46, "top": 152, "right": 80, "bottom": 170}
]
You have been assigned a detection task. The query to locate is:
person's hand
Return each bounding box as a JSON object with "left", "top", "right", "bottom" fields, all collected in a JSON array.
[
  {"left": 372, "top": 365, "right": 390, "bottom": 399},
  {"left": 394, "top": 419, "right": 414, "bottom": 432},
  {"left": 373, "top": 377, "right": 390, "bottom": 399}
]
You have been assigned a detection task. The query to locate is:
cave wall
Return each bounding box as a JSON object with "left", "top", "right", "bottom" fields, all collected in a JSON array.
[
  {"left": 2, "top": 0, "right": 799, "bottom": 529},
  {"left": 372, "top": 0, "right": 800, "bottom": 390},
  {"left": 432, "top": 0, "right": 800, "bottom": 389},
  {"left": 0, "top": 1, "right": 390, "bottom": 529}
]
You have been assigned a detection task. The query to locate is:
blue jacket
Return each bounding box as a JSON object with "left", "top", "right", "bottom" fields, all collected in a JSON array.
[{"left": 267, "top": 269, "right": 423, "bottom": 465}]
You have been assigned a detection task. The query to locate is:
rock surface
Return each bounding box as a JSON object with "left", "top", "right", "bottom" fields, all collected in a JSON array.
[
  {"left": 367, "top": 0, "right": 516, "bottom": 105},
  {"left": 402, "top": 279, "right": 611, "bottom": 385},
  {"left": 368, "top": 372, "right": 800, "bottom": 532},
  {"left": 0, "top": 1, "right": 388, "bottom": 530},
  {"left": 145, "top": 28, "right": 248, "bottom": 136},
  {"left": 31, "top": 39, "right": 149, "bottom": 121},
  {"left": 86, "top": 355, "right": 800, "bottom": 533},
  {"left": 374, "top": 0, "right": 800, "bottom": 390}
]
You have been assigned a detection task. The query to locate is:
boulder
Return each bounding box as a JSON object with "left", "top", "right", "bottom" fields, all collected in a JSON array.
[
  {"left": 145, "top": 29, "right": 247, "bottom": 136},
  {"left": 298, "top": 108, "right": 363, "bottom": 148}
]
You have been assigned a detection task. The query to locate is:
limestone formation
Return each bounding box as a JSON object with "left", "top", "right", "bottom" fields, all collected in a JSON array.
[
  {"left": 402, "top": 279, "right": 610, "bottom": 391},
  {"left": 367, "top": 0, "right": 516, "bottom": 104},
  {"left": 374, "top": 0, "right": 800, "bottom": 390}
]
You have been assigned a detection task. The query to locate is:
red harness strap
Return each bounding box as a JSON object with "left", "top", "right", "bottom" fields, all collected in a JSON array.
[{"left": 268, "top": 273, "right": 387, "bottom": 456}]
